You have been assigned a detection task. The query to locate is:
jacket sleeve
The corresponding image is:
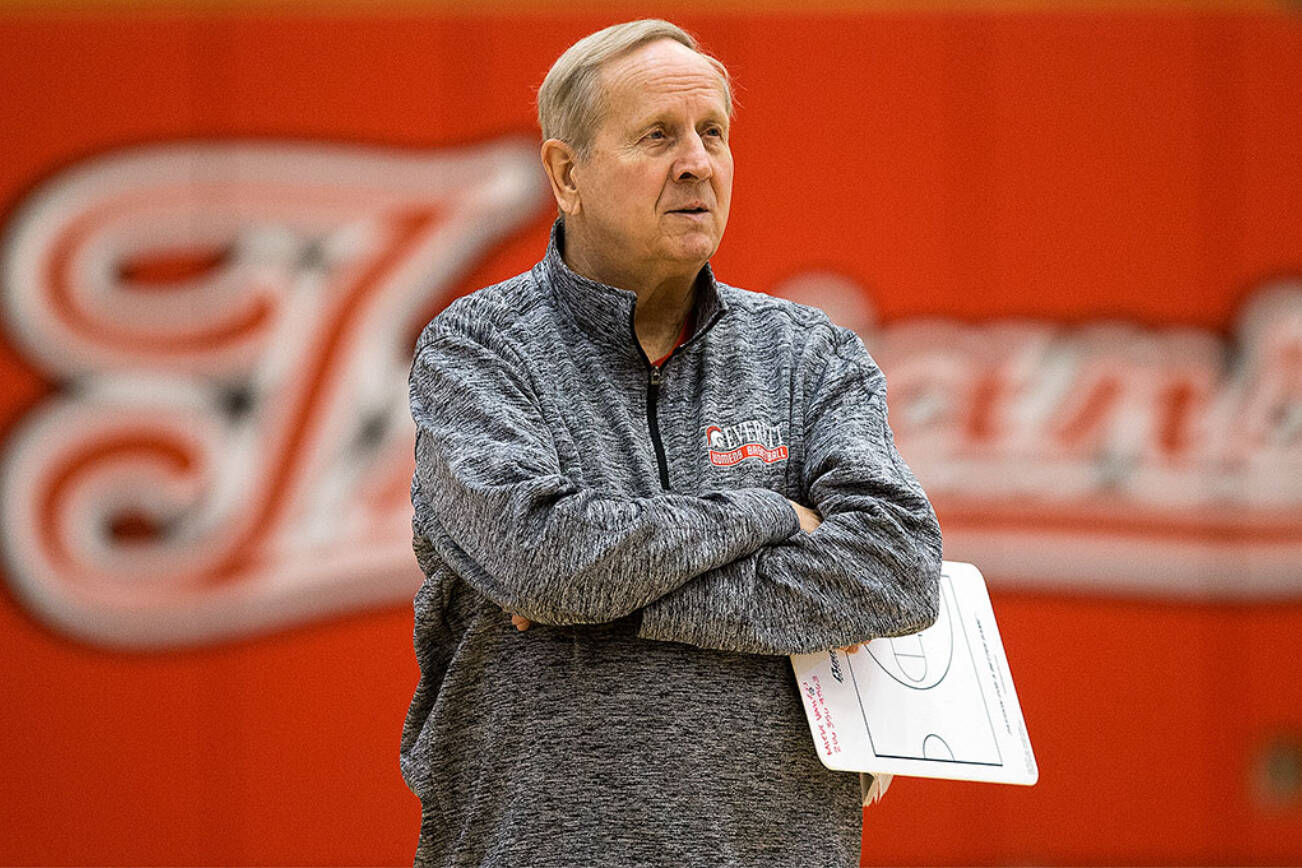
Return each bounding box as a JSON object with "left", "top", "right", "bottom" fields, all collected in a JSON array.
[
  {"left": 409, "top": 322, "right": 800, "bottom": 626},
  {"left": 636, "top": 327, "right": 943, "bottom": 655}
]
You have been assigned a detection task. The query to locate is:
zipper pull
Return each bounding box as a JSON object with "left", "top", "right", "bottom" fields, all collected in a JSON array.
[{"left": 649, "top": 365, "right": 662, "bottom": 386}]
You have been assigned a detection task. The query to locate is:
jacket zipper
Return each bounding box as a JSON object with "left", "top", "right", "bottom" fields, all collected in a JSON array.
[{"left": 646, "top": 364, "right": 671, "bottom": 490}]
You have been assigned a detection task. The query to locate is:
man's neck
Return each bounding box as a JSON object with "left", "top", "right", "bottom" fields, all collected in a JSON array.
[
  {"left": 633, "top": 282, "right": 696, "bottom": 363},
  {"left": 561, "top": 223, "right": 701, "bottom": 362}
]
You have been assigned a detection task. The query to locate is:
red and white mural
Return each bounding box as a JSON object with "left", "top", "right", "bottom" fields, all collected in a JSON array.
[
  {"left": 781, "top": 271, "right": 1302, "bottom": 597},
  {"left": 1, "top": 140, "right": 546, "bottom": 646}
]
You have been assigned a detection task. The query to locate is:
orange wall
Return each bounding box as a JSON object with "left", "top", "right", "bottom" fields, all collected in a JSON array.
[{"left": 1, "top": 6, "right": 1300, "bottom": 865}]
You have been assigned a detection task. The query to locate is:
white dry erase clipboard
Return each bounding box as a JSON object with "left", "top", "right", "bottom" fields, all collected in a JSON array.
[{"left": 790, "top": 561, "right": 1038, "bottom": 785}]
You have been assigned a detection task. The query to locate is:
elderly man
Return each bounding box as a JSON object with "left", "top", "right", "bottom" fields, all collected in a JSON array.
[{"left": 401, "top": 19, "right": 942, "bottom": 868}]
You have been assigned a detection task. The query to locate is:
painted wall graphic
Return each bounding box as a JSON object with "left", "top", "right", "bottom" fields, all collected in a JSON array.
[
  {"left": 1, "top": 139, "right": 547, "bottom": 646},
  {"left": 1, "top": 4, "right": 1300, "bottom": 866},
  {"left": 779, "top": 272, "right": 1302, "bottom": 597}
]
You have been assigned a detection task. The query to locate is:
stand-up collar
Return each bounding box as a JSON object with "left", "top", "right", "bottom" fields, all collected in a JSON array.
[{"left": 539, "top": 219, "right": 728, "bottom": 355}]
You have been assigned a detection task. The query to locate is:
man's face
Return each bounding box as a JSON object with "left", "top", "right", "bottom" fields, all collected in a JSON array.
[{"left": 572, "top": 39, "right": 733, "bottom": 281}]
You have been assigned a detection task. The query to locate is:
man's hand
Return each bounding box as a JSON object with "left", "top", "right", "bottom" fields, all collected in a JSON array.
[
  {"left": 502, "top": 605, "right": 533, "bottom": 632},
  {"left": 787, "top": 499, "right": 822, "bottom": 534}
]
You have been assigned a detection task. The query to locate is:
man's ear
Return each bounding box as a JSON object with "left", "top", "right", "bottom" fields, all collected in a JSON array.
[{"left": 541, "top": 138, "right": 582, "bottom": 216}]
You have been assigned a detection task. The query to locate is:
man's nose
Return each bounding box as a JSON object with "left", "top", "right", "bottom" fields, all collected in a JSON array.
[{"left": 673, "top": 132, "right": 713, "bottom": 182}]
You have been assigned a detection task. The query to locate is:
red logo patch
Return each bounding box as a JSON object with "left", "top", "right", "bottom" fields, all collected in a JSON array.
[{"left": 705, "top": 421, "right": 789, "bottom": 466}]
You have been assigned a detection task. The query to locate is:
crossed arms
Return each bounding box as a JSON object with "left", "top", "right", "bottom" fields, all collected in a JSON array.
[{"left": 409, "top": 318, "right": 942, "bottom": 656}]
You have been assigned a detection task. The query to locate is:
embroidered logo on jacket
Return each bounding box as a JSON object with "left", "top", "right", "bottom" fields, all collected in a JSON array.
[{"left": 705, "top": 420, "right": 789, "bottom": 466}]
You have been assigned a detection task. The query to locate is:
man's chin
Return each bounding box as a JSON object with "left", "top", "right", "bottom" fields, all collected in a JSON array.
[{"left": 662, "top": 232, "right": 723, "bottom": 265}]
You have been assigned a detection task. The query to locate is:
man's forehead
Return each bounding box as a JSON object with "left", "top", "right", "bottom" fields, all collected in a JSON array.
[{"left": 600, "top": 39, "right": 729, "bottom": 117}]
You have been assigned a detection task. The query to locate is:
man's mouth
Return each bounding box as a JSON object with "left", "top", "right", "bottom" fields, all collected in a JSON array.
[{"left": 669, "top": 204, "right": 709, "bottom": 214}]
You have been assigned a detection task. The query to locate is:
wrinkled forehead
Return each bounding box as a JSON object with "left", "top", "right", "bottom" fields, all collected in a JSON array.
[{"left": 596, "top": 40, "right": 731, "bottom": 124}]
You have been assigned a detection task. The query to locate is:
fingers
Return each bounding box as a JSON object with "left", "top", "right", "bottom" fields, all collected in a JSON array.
[
  {"left": 500, "top": 605, "right": 533, "bottom": 632},
  {"left": 785, "top": 498, "right": 823, "bottom": 534},
  {"left": 837, "top": 643, "right": 862, "bottom": 653}
]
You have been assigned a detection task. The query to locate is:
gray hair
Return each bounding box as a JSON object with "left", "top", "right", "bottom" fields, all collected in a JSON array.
[{"left": 537, "top": 19, "right": 733, "bottom": 158}]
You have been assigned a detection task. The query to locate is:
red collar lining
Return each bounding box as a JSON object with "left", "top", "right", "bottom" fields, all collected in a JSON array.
[{"left": 650, "top": 307, "right": 695, "bottom": 368}]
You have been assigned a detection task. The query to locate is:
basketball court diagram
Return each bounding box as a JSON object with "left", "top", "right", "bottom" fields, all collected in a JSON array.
[
  {"left": 790, "top": 562, "right": 1038, "bottom": 785},
  {"left": 847, "top": 576, "right": 1003, "bottom": 766}
]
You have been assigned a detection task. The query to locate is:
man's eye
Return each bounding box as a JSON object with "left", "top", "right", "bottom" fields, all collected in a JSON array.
[{"left": 646, "top": 130, "right": 666, "bottom": 141}]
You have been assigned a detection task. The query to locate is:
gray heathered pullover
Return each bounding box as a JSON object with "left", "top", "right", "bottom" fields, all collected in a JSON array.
[{"left": 402, "top": 222, "right": 943, "bottom": 867}]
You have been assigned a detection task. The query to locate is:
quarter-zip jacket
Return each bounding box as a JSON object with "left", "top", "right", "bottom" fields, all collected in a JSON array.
[{"left": 402, "top": 223, "right": 942, "bottom": 867}]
